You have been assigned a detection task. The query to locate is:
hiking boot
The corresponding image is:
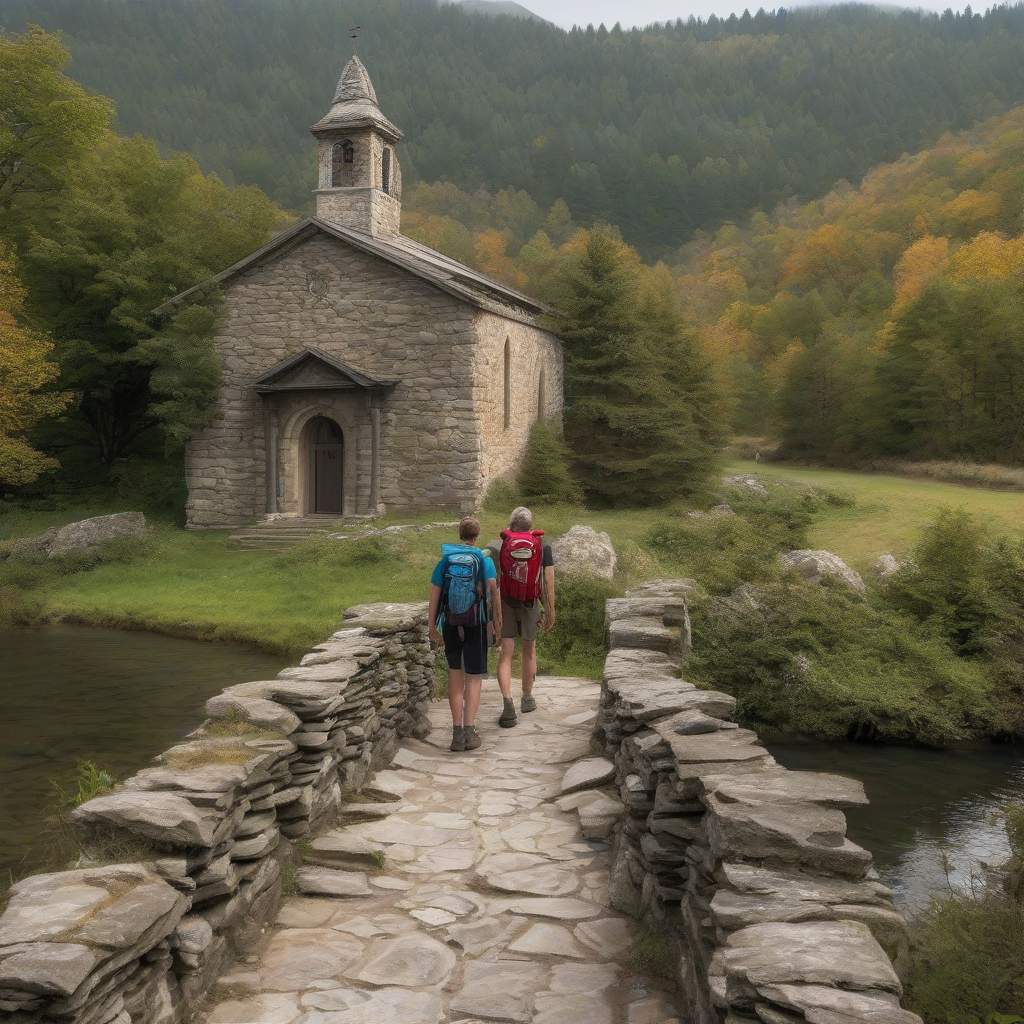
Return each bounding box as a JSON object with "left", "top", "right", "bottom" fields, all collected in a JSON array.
[
  {"left": 521, "top": 694, "right": 537, "bottom": 713},
  {"left": 463, "top": 725, "right": 482, "bottom": 750},
  {"left": 498, "top": 697, "right": 518, "bottom": 728},
  {"left": 450, "top": 726, "right": 466, "bottom": 752}
]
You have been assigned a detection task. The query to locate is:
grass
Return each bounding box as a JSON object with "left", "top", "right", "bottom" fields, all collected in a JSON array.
[
  {"left": 726, "top": 459, "right": 1024, "bottom": 571},
  {"left": 630, "top": 929, "right": 676, "bottom": 979}
]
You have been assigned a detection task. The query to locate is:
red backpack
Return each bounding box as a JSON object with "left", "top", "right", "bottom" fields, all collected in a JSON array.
[{"left": 499, "top": 529, "right": 545, "bottom": 601}]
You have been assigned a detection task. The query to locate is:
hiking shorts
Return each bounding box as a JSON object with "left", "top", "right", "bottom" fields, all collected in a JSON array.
[
  {"left": 442, "top": 622, "right": 489, "bottom": 676},
  {"left": 501, "top": 596, "right": 542, "bottom": 642}
]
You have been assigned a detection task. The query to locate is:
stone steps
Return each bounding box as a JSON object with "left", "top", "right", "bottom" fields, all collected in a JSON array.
[{"left": 228, "top": 517, "right": 346, "bottom": 549}]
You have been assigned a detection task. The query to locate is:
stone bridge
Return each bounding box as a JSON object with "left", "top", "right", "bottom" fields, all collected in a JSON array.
[{"left": 0, "top": 591, "right": 918, "bottom": 1024}]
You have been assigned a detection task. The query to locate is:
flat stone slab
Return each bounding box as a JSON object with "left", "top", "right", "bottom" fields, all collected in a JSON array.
[
  {"left": 508, "top": 922, "right": 589, "bottom": 958},
  {"left": 574, "top": 917, "right": 634, "bottom": 959},
  {"left": 560, "top": 758, "right": 616, "bottom": 794},
  {"left": 303, "top": 987, "right": 445, "bottom": 1024},
  {"left": 259, "top": 928, "right": 364, "bottom": 992},
  {"left": 70, "top": 791, "right": 220, "bottom": 847},
  {"left": 758, "top": 983, "right": 918, "bottom": 1024},
  {"left": 307, "top": 830, "right": 386, "bottom": 867},
  {"left": 500, "top": 897, "right": 603, "bottom": 920},
  {"left": 295, "top": 868, "right": 371, "bottom": 898},
  {"left": 721, "top": 921, "right": 902, "bottom": 994},
  {"left": 477, "top": 854, "right": 580, "bottom": 897},
  {"left": 344, "top": 934, "right": 457, "bottom": 988},
  {"left": 450, "top": 960, "right": 548, "bottom": 1022},
  {"left": 360, "top": 819, "right": 470, "bottom": 847}
]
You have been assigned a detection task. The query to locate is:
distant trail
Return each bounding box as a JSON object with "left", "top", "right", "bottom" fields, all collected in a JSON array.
[{"left": 202, "top": 677, "right": 682, "bottom": 1024}]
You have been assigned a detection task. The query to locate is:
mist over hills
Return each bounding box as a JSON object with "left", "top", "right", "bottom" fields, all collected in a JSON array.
[{"left": 3, "top": 0, "right": 1024, "bottom": 251}]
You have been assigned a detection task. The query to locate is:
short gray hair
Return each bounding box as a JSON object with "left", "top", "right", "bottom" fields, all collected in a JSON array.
[{"left": 509, "top": 506, "right": 533, "bottom": 531}]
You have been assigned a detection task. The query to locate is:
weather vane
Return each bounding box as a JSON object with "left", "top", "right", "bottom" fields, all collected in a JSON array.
[{"left": 349, "top": 26, "right": 360, "bottom": 55}]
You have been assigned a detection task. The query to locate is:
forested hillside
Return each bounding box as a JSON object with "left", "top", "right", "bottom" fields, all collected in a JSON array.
[
  {"left": 673, "top": 106, "right": 1024, "bottom": 465},
  {"left": 4, "top": 0, "right": 1024, "bottom": 251}
]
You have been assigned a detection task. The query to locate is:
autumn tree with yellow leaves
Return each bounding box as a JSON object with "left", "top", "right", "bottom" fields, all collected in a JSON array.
[{"left": 0, "top": 243, "right": 71, "bottom": 484}]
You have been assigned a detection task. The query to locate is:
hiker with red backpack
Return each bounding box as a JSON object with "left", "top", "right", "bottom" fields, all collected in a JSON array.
[
  {"left": 428, "top": 517, "right": 501, "bottom": 752},
  {"left": 495, "top": 506, "right": 556, "bottom": 728}
]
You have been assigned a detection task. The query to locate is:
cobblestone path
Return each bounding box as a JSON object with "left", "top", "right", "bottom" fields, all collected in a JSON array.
[{"left": 202, "top": 676, "right": 683, "bottom": 1024}]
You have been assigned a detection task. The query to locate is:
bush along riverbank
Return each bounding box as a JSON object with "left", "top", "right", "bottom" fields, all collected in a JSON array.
[
  {"left": 904, "top": 804, "right": 1024, "bottom": 1021},
  {"left": 647, "top": 479, "right": 1024, "bottom": 745}
]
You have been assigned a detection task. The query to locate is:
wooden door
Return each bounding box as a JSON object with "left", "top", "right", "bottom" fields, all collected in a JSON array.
[{"left": 310, "top": 418, "right": 344, "bottom": 514}]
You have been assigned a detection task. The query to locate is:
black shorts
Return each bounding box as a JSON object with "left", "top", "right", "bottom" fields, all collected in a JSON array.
[{"left": 442, "top": 622, "right": 488, "bottom": 676}]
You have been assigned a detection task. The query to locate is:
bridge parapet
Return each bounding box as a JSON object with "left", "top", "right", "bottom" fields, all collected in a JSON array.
[
  {"left": 597, "top": 580, "right": 921, "bottom": 1024},
  {"left": 0, "top": 603, "right": 432, "bottom": 1024}
]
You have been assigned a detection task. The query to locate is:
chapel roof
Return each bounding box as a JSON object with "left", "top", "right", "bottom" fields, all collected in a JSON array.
[
  {"left": 153, "top": 218, "right": 549, "bottom": 328},
  {"left": 310, "top": 56, "right": 403, "bottom": 143}
]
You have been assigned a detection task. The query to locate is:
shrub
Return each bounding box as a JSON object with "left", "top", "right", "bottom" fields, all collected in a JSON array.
[
  {"left": 483, "top": 476, "right": 523, "bottom": 514},
  {"left": 516, "top": 421, "right": 583, "bottom": 505},
  {"left": 536, "top": 574, "right": 620, "bottom": 679},
  {"left": 688, "top": 579, "right": 1002, "bottom": 743},
  {"left": 905, "top": 892, "right": 1024, "bottom": 1022}
]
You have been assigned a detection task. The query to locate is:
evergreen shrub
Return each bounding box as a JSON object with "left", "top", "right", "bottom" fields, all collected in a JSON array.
[{"left": 516, "top": 421, "right": 582, "bottom": 505}]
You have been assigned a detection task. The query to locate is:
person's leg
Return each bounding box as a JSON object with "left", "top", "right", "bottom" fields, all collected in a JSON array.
[
  {"left": 497, "top": 637, "right": 515, "bottom": 699},
  {"left": 463, "top": 675, "right": 482, "bottom": 726},
  {"left": 520, "top": 602, "right": 541, "bottom": 712},
  {"left": 462, "top": 626, "right": 486, "bottom": 749},
  {"left": 521, "top": 640, "right": 537, "bottom": 695},
  {"left": 448, "top": 668, "right": 465, "bottom": 725}
]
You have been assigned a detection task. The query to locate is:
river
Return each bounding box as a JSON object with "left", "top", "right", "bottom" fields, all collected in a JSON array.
[
  {"left": 3, "top": 624, "right": 1022, "bottom": 913},
  {"left": 0, "top": 624, "right": 288, "bottom": 885},
  {"left": 769, "top": 740, "right": 1024, "bottom": 916}
]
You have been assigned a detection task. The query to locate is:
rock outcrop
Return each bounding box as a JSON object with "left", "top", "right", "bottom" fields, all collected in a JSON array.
[
  {"left": 8, "top": 513, "right": 149, "bottom": 560},
  {"left": 595, "top": 580, "right": 918, "bottom": 1024},
  {"left": 874, "top": 554, "right": 901, "bottom": 577},
  {"left": 780, "top": 549, "right": 866, "bottom": 593},
  {"left": 0, "top": 603, "right": 433, "bottom": 1024},
  {"left": 549, "top": 524, "right": 618, "bottom": 579}
]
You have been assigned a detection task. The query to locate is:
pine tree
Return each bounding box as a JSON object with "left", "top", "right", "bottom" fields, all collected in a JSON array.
[{"left": 547, "top": 228, "right": 724, "bottom": 505}]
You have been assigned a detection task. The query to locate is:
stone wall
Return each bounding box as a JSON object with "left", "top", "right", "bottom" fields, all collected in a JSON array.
[
  {"left": 597, "top": 582, "right": 922, "bottom": 1024},
  {"left": 0, "top": 603, "right": 433, "bottom": 1024},
  {"left": 473, "top": 309, "right": 565, "bottom": 494}
]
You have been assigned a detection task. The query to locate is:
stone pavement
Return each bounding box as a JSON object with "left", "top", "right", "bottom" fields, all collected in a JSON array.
[{"left": 202, "top": 676, "right": 682, "bottom": 1024}]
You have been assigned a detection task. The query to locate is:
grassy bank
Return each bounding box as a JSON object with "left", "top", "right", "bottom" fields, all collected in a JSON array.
[
  {"left": 5, "top": 463, "right": 1024, "bottom": 742},
  {"left": 726, "top": 460, "right": 1024, "bottom": 570}
]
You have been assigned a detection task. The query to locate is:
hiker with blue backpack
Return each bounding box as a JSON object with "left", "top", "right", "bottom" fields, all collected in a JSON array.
[{"left": 427, "top": 516, "right": 501, "bottom": 752}]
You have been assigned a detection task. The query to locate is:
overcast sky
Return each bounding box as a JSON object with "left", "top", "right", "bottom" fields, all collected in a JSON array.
[{"left": 510, "top": 0, "right": 976, "bottom": 29}]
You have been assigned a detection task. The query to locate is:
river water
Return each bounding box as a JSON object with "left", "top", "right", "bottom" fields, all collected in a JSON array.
[
  {"left": 3, "top": 624, "right": 1022, "bottom": 913},
  {"left": 0, "top": 624, "right": 288, "bottom": 885},
  {"left": 768, "top": 740, "right": 1024, "bottom": 916}
]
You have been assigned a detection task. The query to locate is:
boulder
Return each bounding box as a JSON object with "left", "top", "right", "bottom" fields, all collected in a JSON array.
[
  {"left": 780, "top": 550, "right": 866, "bottom": 594},
  {"left": 46, "top": 513, "right": 148, "bottom": 559},
  {"left": 204, "top": 694, "right": 301, "bottom": 735},
  {"left": 874, "top": 554, "right": 901, "bottom": 577},
  {"left": 725, "top": 474, "right": 769, "bottom": 498},
  {"left": 550, "top": 525, "right": 617, "bottom": 579}
]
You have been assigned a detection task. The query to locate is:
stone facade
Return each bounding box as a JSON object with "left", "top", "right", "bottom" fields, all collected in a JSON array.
[{"left": 177, "top": 55, "right": 561, "bottom": 529}]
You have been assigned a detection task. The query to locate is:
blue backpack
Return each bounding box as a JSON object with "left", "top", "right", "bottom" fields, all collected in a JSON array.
[{"left": 439, "top": 544, "right": 486, "bottom": 628}]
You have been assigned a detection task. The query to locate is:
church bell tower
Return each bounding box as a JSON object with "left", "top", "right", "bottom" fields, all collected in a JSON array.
[{"left": 310, "top": 55, "right": 403, "bottom": 238}]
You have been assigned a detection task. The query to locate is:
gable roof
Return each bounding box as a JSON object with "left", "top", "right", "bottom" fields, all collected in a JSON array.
[
  {"left": 154, "top": 218, "right": 549, "bottom": 329},
  {"left": 253, "top": 348, "right": 398, "bottom": 393}
]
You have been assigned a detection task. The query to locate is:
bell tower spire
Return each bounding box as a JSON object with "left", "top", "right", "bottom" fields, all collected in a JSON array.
[{"left": 310, "top": 54, "right": 403, "bottom": 238}]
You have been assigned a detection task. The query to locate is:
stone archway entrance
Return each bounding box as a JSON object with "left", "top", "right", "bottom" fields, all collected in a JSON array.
[{"left": 309, "top": 417, "right": 344, "bottom": 514}]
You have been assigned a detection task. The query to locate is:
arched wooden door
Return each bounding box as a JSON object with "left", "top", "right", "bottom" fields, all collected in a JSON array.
[{"left": 309, "top": 417, "right": 344, "bottom": 515}]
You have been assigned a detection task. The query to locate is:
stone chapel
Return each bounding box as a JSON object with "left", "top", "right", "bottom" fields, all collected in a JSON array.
[{"left": 164, "top": 55, "right": 563, "bottom": 528}]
